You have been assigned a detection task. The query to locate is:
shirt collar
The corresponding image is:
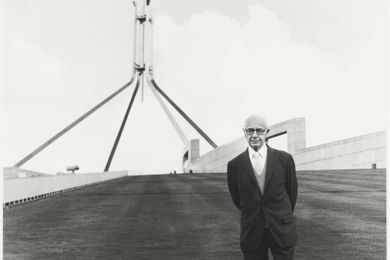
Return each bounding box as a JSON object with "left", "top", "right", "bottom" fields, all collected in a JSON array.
[{"left": 248, "top": 143, "right": 267, "bottom": 158}]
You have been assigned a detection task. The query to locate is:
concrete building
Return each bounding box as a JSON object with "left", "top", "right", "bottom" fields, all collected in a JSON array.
[{"left": 184, "top": 118, "right": 386, "bottom": 172}]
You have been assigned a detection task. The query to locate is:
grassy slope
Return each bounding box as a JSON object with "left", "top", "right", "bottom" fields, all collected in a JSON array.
[{"left": 4, "top": 169, "right": 386, "bottom": 259}]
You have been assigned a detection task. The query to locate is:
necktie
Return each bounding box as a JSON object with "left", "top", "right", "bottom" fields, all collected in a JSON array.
[{"left": 253, "top": 153, "right": 265, "bottom": 193}]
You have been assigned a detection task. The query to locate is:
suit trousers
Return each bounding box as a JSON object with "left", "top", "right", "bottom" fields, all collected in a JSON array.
[{"left": 243, "top": 228, "right": 294, "bottom": 260}]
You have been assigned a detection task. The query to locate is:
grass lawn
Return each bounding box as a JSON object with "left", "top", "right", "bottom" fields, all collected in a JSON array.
[{"left": 4, "top": 169, "right": 386, "bottom": 259}]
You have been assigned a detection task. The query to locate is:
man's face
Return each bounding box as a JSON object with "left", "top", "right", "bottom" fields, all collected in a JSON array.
[{"left": 243, "top": 117, "right": 268, "bottom": 152}]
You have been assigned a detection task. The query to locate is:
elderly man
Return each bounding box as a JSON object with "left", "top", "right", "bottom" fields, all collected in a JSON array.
[{"left": 227, "top": 115, "right": 298, "bottom": 260}]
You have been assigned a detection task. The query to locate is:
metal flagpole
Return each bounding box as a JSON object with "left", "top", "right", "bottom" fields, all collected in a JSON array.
[
  {"left": 14, "top": 0, "right": 218, "bottom": 170},
  {"left": 103, "top": 0, "right": 148, "bottom": 171},
  {"left": 144, "top": 0, "right": 218, "bottom": 149},
  {"left": 104, "top": 73, "right": 142, "bottom": 171},
  {"left": 14, "top": 78, "right": 136, "bottom": 168},
  {"left": 14, "top": 0, "right": 141, "bottom": 168}
]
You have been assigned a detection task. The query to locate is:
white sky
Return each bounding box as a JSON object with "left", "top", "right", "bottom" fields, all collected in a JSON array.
[{"left": 2, "top": 0, "right": 388, "bottom": 174}]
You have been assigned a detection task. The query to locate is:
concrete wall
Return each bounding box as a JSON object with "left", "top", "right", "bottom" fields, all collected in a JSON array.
[
  {"left": 3, "top": 167, "right": 52, "bottom": 179},
  {"left": 294, "top": 131, "right": 386, "bottom": 170},
  {"left": 3, "top": 168, "right": 128, "bottom": 205},
  {"left": 186, "top": 137, "right": 248, "bottom": 173},
  {"left": 186, "top": 118, "right": 306, "bottom": 172},
  {"left": 267, "top": 118, "right": 306, "bottom": 152},
  {"left": 185, "top": 118, "right": 386, "bottom": 173}
]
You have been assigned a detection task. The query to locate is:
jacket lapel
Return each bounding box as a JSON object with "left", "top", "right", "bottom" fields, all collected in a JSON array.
[
  {"left": 264, "top": 145, "right": 276, "bottom": 191},
  {"left": 239, "top": 149, "right": 261, "bottom": 191}
]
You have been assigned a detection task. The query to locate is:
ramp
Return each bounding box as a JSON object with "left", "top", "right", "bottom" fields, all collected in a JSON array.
[{"left": 3, "top": 169, "right": 386, "bottom": 259}]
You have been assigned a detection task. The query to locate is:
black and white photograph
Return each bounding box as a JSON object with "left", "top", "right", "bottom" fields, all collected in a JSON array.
[{"left": 2, "top": 0, "right": 388, "bottom": 259}]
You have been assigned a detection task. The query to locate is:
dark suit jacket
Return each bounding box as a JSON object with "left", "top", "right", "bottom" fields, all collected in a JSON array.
[{"left": 227, "top": 145, "right": 298, "bottom": 252}]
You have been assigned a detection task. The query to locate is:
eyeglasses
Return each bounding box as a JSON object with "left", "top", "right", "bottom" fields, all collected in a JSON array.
[{"left": 245, "top": 127, "right": 267, "bottom": 135}]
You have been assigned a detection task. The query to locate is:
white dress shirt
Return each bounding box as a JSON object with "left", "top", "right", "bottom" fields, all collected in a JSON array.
[{"left": 248, "top": 144, "right": 268, "bottom": 193}]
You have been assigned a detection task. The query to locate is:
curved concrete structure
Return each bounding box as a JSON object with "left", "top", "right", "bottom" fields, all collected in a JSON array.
[
  {"left": 294, "top": 131, "right": 386, "bottom": 170},
  {"left": 185, "top": 118, "right": 386, "bottom": 172}
]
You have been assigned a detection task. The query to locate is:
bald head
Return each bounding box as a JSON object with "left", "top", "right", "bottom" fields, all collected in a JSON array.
[
  {"left": 243, "top": 114, "right": 268, "bottom": 151},
  {"left": 244, "top": 114, "right": 268, "bottom": 129}
]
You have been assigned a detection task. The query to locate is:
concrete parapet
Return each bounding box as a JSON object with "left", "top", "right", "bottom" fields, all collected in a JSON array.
[
  {"left": 186, "top": 118, "right": 306, "bottom": 173},
  {"left": 185, "top": 118, "right": 386, "bottom": 173},
  {"left": 3, "top": 168, "right": 128, "bottom": 206},
  {"left": 189, "top": 139, "right": 200, "bottom": 162},
  {"left": 267, "top": 117, "right": 306, "bottom": 153},
  {"left": 294, "top": 131, "right": 386, "bottom": 170},
  {"left": 3, "top": 167, "right": 52, "bottom": 179}
]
